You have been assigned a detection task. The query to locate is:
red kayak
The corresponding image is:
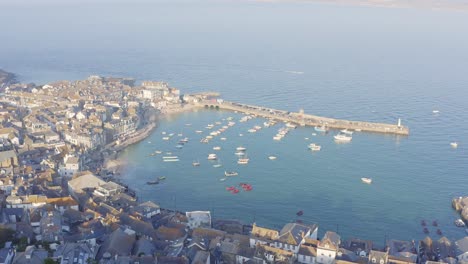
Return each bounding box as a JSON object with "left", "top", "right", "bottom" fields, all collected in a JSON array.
[
  {"left": 226, "top": 186, "right": 235, "bottom": 191},
  {"left": 231, "top": 188, "right": 240, "bottom": 194}
]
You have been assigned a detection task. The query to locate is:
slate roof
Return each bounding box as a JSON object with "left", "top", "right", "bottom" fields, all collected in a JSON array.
[{"left": 278, "top": 223, "right": 311, "bottom": 245}]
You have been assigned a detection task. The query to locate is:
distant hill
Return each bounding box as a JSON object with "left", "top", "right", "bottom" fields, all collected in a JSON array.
[{"left": 0, "top": 69, "right": 17, "bottom": 90}]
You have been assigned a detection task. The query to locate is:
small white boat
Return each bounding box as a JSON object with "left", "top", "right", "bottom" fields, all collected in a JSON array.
[
  {"left": 207, "top": 154, "right": 217, "bottom": 160},
  {"left": 334, "top": 133, "right": 352, "bottom": 142},
  {"left": 308, "top": 143, "right": 321, "bottom": 151},
  {"left": 236, "top": 146, "right": 247, "bottom": 151},
  {"left": 268, "top": 156, "right": 277, "bottom": 160},
  {"left": 195, "top": 130, "right": 203, "bottom": 134},
  {"left": 273, "top": 136, "right": 282, "bottom": 141},
  {"left": 455, "top": 219, "right": 465, "bottom": 227},
  {"left": 225, "top": 171, "right": 238, "bottom": 177},
  {"left": 155, "top": 150, "right": 162, "bottom": 154},
  {"left": 239, "top": 134, "right": 243, "bottom": 137},
  {"left": 213, "top": 146, "right": 222, "bottom": 151},
  {"left": 163, "top": 159, "right": 179, "bottom": 162},
  {"left": 162, "top": 131, "right": 166, "bottom": 135},
  {"left": 361, "top": 178, "right": 372, "bottom": 184},
  {"left": 148, "top": 141, "right": 151, "bottom": 144},
  {"left": 304, "top": 137, "right": 309, "bottom": 140},
  {"left": 163, "top": 156, "right": 179, "bottom": 159},
  {"left": 177, "top": 133, "right": 183, "bottom": 137},
  {"left": 340, "top": 129, "right": 353, "bottom": 135},
  {"left": 433, "top": 110, "right": 440, "bottom": 114},
  {"left": 235, "top": 151, "right": 245, "bottom": 156},
  {"left": 220, "top": 137, "right": 227, "bottom": 141},
  {"left": 162, "top": 137, "right": 170, "bottom": 140},
  {"left": 311, "top": 133, "right": 317, "bottom": 136},
  {"left": 248, "top": 129, "right": 257, "bottom": 133},
  {"left": 314, "top": 126, "right": 327, "bottom": 132},
  {"left": 206, "top": 135, "right": 213, "bottom": 139},
  {"left": 451, "top": 142, "right": 458, "bottom": 148},
  {"left": 285, "top": 122, "right": 297, "bottom": 129},
  {"left": 213, "top": 164, "right": 222, "bottom": 168},
  {"left": 192, "top": 161, "right": 200, "bottom": 166},
  {"left": 169, "top": 133, "right": 174, "bottom": 137},
  {"left": 219, "top": 178, "right": 227, "bottom": 182},
  {"left": 237, "top": 158, "right": 249, "bottom": 165}
]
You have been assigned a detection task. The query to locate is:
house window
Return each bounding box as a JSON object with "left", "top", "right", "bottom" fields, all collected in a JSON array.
[
  {"left": 380, "top": 260, "right": 384, "bottom": 264},
  {"left": 372, "top": 258, "right": 377, "bottom": 263}
]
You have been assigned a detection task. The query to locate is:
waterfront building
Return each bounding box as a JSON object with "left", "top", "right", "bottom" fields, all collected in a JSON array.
[
  {"left": 367, "top": 250, "right": 389, "bottom": 264},
  {"left": 186, "top": 211, "right": 212, "bottom": 229},
  {"left": 317, "top": 231, "right": 341, "bottom": 264}
]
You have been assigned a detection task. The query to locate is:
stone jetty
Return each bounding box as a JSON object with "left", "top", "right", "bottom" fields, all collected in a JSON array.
[{"left": 198, "top": 100, "right": 410, "bottom": 136}]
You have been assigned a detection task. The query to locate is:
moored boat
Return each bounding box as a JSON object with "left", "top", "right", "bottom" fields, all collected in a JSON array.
[
  {"left": 225, "top": 171, "right": 238, "bottom": 177},
  {"left": 238, "top": 158, "right": 249, "bottom": 165},
  {"left": 268, "top": 156, "right": 277, "bottom": 160},
  {"left": 308, "top": 143, "right": 321, "bottom": 151},
  {"left": 334, "top": 133, "right": 352, "bottom": 142},
  {"left": 146, "top": 180, "right": 159, "bottom": 185},
  {"left": 207, "top": 154, "right": 217, "bottom": 160},
  {"left": 451, "top": 142, "right": 458, "bottom": 148},
  {"left": 192, "top": 161, "right": 200, "bottom": 166},
  {"left": 455, "top": 219, "right": 466, "bottom": 227},
  {"left": 236, "top": 146, "right": 247, "bottom": 151},
  {"left": 314, "top": 126, "right": 327, "bottom": 132},
  {"left": 361, "top": 177, "right": 372, "bottom": 184},
  {"left": 213, "top": 146, "right": 222, "bottom": 151}
]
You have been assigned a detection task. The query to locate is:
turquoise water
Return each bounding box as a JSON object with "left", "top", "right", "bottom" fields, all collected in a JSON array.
[{"left": 1, "top": 0, "right": 468, "bottom": 243}]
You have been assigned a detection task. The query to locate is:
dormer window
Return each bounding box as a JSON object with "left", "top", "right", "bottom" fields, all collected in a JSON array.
[
  {"left": 372, "top": 257, "right": 377, "bottom": 263},
  {"left": 380, "top": 259, "right": 385, "bottom": 264}
]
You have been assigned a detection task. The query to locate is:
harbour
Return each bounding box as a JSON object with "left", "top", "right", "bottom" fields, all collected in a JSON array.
[{"left": 118, "top": 109, "right": 467, "bottom": 242}]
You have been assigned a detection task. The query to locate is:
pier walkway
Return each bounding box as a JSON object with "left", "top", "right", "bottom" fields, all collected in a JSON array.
[{"left": 198, "top": 100, "right": 409, "bottom": 136}]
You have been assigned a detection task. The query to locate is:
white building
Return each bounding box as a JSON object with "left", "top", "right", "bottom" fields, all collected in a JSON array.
[
  {"left": 186, "top": 211, "right": 211, "bottom": 229},
  {"left": 316, "top": 231, "right": 340, "bottom": 264},
  {"left": 58, "top": 155, "right": 80, "bottom": 178}
]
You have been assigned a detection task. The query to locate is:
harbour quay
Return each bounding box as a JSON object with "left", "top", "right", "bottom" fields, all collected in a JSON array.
[{"left": 197, "top": 99, "right": 410, "bottom": 136}]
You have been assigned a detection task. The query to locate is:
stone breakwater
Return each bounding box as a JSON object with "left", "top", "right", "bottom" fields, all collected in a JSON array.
[{"left": 197, "top": 100, "right": 410, "bottom": 136}]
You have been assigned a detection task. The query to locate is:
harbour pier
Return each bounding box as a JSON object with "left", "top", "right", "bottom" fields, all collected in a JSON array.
[{"left": 197, "top": 100, "right": 409, "bottom": 136}]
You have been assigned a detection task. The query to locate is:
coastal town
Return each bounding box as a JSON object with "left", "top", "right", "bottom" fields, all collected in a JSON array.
[{"left": 0, "top": 70, "right": 467, "bottom": 264}]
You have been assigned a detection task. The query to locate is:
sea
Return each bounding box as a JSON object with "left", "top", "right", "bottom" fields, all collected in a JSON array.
[{"left": 1, "top": 0, "right": 468, "bottom": 244}]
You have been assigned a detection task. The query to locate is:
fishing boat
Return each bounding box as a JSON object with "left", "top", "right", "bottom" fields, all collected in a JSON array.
[
  {"left": 192, "top": 161, "right": 200, "bottom": 166},
  {"left": 213, "top": 146, "right": 222, "bottom": 151},
  {"left": 268, "top": 156, "right": 277, "bottom": 160},
  {"left": 314, "top": 126, "right": 327, "bottom": 132},
  {"left": 334, "top": 133, "right": 352, "bottom": 142},
  {"left": 238, "top": 158, "right": 249, "bottom": 165},
  {"left": 207, "top": 154, "right": 217, "bottom": 160},
  {"left": 308, "top": 143, "right": 321, "bottom": 151},
  {"left": 451, "top": 142, "right": 458, "bottom": 148},
  {"left": 361, "top": 177, "right": 372, "bottom": 184},
  {"left": 225, "top": 171, "right": 238, "bottom": 177},
  {"left": 236, "top": 146, "right": 247, "bottom": 151}
]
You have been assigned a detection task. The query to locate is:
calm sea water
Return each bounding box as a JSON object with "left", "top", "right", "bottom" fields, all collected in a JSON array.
[{"left": 1, "top": 0, "right": 468, "bottom": 243}]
